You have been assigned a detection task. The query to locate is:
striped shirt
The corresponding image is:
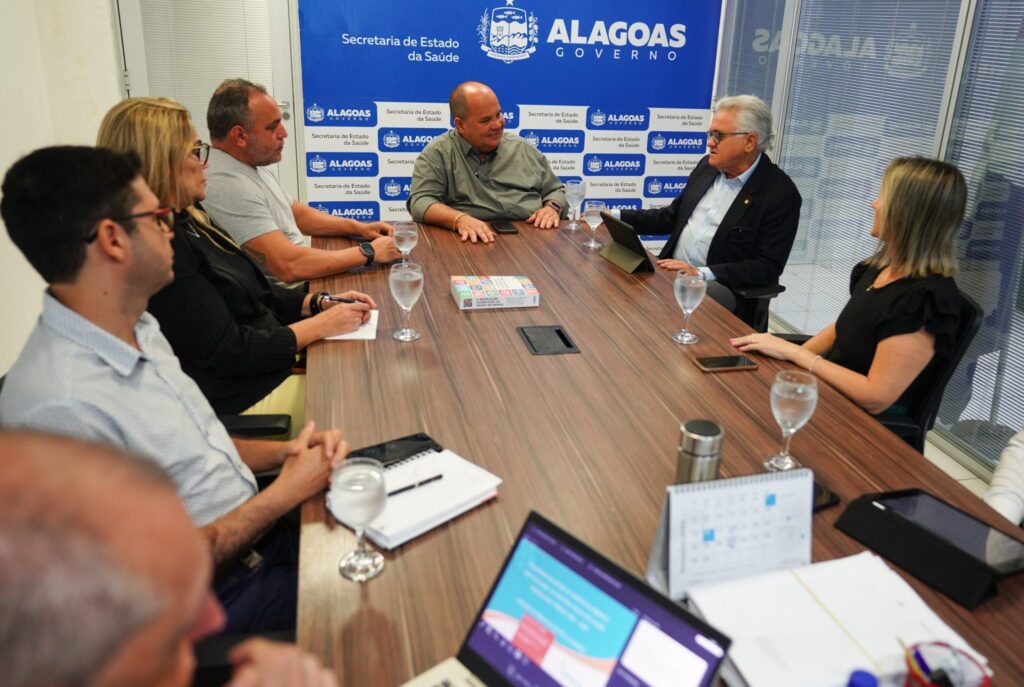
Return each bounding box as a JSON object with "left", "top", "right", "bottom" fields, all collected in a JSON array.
[{"left": 0, "top": 293, "right": 257, "bottom": 525}]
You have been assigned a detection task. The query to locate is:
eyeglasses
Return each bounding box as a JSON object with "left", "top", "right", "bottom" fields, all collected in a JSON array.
[
  {"left": 706, "top": 130, "right": 751, "bottom": 143},
  {"left": 192, "top": 141, "right": 211, "bottom": 164},
  {"left": 85, "top": 207, "right": 175, "bottom": 243}
]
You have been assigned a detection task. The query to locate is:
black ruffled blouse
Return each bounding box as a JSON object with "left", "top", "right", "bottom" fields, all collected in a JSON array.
[{"left": 827, "top": 262, "right": 961, "bottom": 413}]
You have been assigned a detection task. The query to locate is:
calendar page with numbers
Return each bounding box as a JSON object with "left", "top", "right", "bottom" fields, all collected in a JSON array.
[{"left": 647, "top": 469, "right": 814, "bottom": 599}]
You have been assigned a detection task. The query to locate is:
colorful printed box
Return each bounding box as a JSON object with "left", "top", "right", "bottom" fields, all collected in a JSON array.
[{"left": 450, "top": 276, "right": 540, "bottom": 310}]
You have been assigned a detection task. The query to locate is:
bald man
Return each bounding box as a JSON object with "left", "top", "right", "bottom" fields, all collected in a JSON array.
[
  {"left": 407, "top": 81, "right": 567, "bottom": 244},
  {"left": 0, "top": 431, "right": 336, "bottom": 687}
]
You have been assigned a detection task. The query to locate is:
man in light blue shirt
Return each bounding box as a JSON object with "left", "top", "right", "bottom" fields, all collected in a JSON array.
[
  {"left": 619, "top": 95, "right": 801, "bottom": 324},
  {"left": 0, "top": 146, "right": 347, "bottom": 634}
]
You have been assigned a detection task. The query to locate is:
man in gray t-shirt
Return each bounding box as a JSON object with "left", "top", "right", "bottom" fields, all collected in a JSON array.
[{"left": 204, "top": 78, "right": 400, "bottom": 283}]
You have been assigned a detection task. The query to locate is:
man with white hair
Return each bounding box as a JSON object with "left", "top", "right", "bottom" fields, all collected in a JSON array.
[
  {"left": 0, "top": 430, "right": 336, "bottom": 687},
  {"left": 619, "top": 95, "right": 801, "bottom": 321}
]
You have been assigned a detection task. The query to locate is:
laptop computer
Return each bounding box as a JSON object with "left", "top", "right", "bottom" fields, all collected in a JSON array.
[
  {"left": 402, "top": 511, "right": 731, "bottom": 687},
  {"left": 598, "top": 212, "right": 655, "bottom": 273}
]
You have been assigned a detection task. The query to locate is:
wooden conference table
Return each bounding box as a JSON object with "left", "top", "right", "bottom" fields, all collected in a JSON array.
[{"left": 300, "top": 221, "right": 1024, "bottom": 685}]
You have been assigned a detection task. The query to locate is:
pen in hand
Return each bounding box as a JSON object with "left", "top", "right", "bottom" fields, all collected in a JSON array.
[
  {"left": 387, "top": 474, "right": 443, "bottom": 497},
  {"left": 322, "top": 295, "right": 359, "bottom": 304}
]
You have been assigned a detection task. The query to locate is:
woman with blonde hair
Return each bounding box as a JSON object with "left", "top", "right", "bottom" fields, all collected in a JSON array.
[
  {"left": 97, "top": 97, "right": 374, "bottom": 422},
  {"left": 733, "top": 156, "right": 965, "bottom": 416}
]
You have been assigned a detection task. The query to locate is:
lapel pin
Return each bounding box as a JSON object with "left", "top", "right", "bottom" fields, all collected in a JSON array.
[{"left": 743, "top": 198, "right": 750, "bottom": 205}]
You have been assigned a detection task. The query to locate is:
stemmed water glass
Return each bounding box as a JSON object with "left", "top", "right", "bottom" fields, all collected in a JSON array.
[
  {"left": 672, "top": 273, "right": 706, "bottom": 344},
  {"left": 390, "top": 262, "right": 424, "bottom": 342},
  {"left": 330, "top": 457, "right": 387, "bottom": 582},
  {"left": 392, "top": 221, "right": 418, "bottom": 263},
  {"left": 565, "top": 180, "right": 586, "bottom": 231},
  {"left": 582, "top": 200, "right": 606, "bottom": 249},
  {"left": 764, "top": 371, "right": 818, "bottom": 471}
]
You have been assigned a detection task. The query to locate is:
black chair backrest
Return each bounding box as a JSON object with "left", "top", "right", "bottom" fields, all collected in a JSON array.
[{"left": 912, "top": 291, "right": 983, "bottom": 434}]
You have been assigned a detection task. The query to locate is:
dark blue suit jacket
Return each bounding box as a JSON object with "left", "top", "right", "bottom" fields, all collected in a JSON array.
[{"left": 621, "top": 154, "right": 801, "bottom": 289}]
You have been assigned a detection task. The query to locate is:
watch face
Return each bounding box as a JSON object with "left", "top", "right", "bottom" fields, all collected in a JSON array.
[{"left": 359, "top": 242, "right": 374, "bottom": 257}]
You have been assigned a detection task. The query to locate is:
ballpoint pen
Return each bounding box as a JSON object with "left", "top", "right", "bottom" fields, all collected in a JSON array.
[
  {"left": 387, "top": 474, "right": 443, "bottom": 497},
  {"left": 322, "top": 295, "right": 359, "bottom": 304}
]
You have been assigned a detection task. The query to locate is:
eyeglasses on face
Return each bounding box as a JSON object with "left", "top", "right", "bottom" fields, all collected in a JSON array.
[
  {"left": 706, "top": 130, "right": 751, "bottom": 143},
  {"left": 192, "top": 141, "right": 211, "bottom": 164},
  {"left": 84, "top": 207, "right": 175, "bottom": 243}
]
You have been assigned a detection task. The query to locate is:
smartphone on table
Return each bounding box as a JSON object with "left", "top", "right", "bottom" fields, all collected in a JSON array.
[
  {"left": 490, "top": 220, "right": 519, "bottom": 234},
  {"left": 693, "top": 355, "right": 758, "bottom": 372}
]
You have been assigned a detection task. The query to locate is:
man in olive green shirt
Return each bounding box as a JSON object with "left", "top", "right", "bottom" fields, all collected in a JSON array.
[{"left": 407, "top": 81, "right": 567, "bottom": 244}]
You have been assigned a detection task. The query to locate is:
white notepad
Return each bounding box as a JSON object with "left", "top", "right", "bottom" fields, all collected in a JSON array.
[
  {"left": 647, "top": 469, "right": 813, "bottom": 599},
  {"left": 327, "top": 448, "right": 501, "bottom": 549},
  {"left": 686, "top": 552, "right": 989, "bottom": 687},
  {"left": 325, "top": 309, "right": 378, "bottom": 340}
]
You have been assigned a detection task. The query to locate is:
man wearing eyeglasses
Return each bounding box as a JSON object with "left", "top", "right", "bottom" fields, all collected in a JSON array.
[
  {"left": 0, "top": 146, "right": 348, "bottom": 635},
  {"left": 617, "top": 95, "right": 801, "bottom": 322},
  {"left": 203, "top": 79, "right": 401, "bottom": 284}
]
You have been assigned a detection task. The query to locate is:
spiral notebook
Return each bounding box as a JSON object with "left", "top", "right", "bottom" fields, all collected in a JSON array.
[
  {"left": 646, "top": 469, "right": 814, "bottom": 599},
  {"left": 328, "top": 446, "right": 502, "bottom": 550}
]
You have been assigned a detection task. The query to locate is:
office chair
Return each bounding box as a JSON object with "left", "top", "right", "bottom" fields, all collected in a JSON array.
[
  {"left": 219, "top": 413, "right": 291, "bottom": 438},
  {"left": 779, "top": 292, "right": 982, "bottom": 453},
  {"left": 733, "top": 284, "right": 786, "bottom": 333}
]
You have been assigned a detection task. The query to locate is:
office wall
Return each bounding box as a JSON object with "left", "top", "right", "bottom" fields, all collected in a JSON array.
[{"left": 0, "top": 0, "right": 122, "bottom": 371}]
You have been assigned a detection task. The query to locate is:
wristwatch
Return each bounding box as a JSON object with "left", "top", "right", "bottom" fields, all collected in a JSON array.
[
  {"left": 309, "top": 290, "right": 328, "bottom": 315},
  {"left": 545, "top": 200, "right": 564, "bottom": 214},
  {"left": 358, "top": 241, "right": 375, "bottom": 267}
]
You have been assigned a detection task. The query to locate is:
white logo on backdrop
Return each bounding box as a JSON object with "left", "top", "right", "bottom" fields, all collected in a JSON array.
[
  {"left": 306, "top": 103, "right": 325, "bottom": 122},
  {"left": 309, "top": 155, "right": 327, "bottom": 173},
  {"left": 590, "top": 110, "right": 607, "bottom": 126},
  {"left": 478, "top": 0, "right": 539, "bottom": 64},
  {"left": 382, "top": 131, "right": 401, "bottom": 149},
  {"left": 523, "top": 131, "right": 540, "bottom": 147},
  {"left": 586, "top": 156, "right": 603, "bottom": 173},
  {"left": 650, "top": 133, "right": 667, "bottom": 150},
  {"left": 383, "top": 179, "right": 403, "bottom": 197},
  {"left": 647, "top": 179, "right": 663, "bottom": 194}
]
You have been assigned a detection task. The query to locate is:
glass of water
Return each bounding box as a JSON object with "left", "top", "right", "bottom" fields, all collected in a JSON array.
[
  {"left": 672, "top": 273, "right": 706, "bottom": 344},
  {"left": 332, "top": 457, "right": 387, "bottom": 582},
  {"left": 582, "top": 200, "right": 606, "bottom": 249},
  {"left": 390, "top": 262, "right": 424, "bottom": 342},
  {"left": 392, "top": 221, "right": 418, "bottom": 263},
  {"left": 765, "top": 371, "right": 818, "bottom": 472},
  {"left": 565, "top": 179, "right": 586, "bottom": 231}
]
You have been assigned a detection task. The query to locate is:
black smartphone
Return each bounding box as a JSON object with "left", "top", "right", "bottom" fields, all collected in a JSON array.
[
  {"left": 348, "top": 432, "right": 442, "bottom": 468},
  {"left": 693, "top": 355, "right": 758, "bottom": 372},
  {"left": 813, "top": 481, "right": 840, "bottom": 512},
  {"left": 491, "top": 220, "right": 519, "bottom": 234}
]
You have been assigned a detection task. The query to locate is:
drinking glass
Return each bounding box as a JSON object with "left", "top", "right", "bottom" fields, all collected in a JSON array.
[
  {"left": 390, "top": 262, "right": 424, "bottom": 342},
  {"left": 332, "top": 457, "right": 387, "bottom": 582},
  {"left": 565, "top": 179, "right": 586, "bottom": 231},
  {"left": 764, "top": 371, "right": 818, "bottom": 472},
  {"left": 582, "top": 200, "right": 606, "bottom": 249},
  {"left": 672, "top": 273, "right": 706, "bottom": 344},
  {"left": 392, "top": 221, "right": 418, "bottom": 263}
]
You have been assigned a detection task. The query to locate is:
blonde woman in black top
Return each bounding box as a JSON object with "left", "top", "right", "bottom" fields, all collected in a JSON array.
[
  {"left": 98, "top": 97, "right": 375, "bottom": 419},
  {"left": 732, "top": 157, "right": 965, "bottom": 416}
]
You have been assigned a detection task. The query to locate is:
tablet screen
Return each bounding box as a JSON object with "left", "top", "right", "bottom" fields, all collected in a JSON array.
[{"left": 876, "top": 491, "right": 1024, "bottom": 575}]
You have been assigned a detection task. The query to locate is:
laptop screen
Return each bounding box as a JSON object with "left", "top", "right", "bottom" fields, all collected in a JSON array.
[{"left": 457, "top": 512, "right": 729, "bottom": 687}]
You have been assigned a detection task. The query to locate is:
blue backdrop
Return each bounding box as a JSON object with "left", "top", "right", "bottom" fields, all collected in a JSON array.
[{"left": 298, "top": 0, "right": 723, "bottom": 221}]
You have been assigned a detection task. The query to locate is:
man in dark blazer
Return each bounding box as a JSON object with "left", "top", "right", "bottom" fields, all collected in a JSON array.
[{"left": 620, "top": 95, "right": 801, "bottom": 320}]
